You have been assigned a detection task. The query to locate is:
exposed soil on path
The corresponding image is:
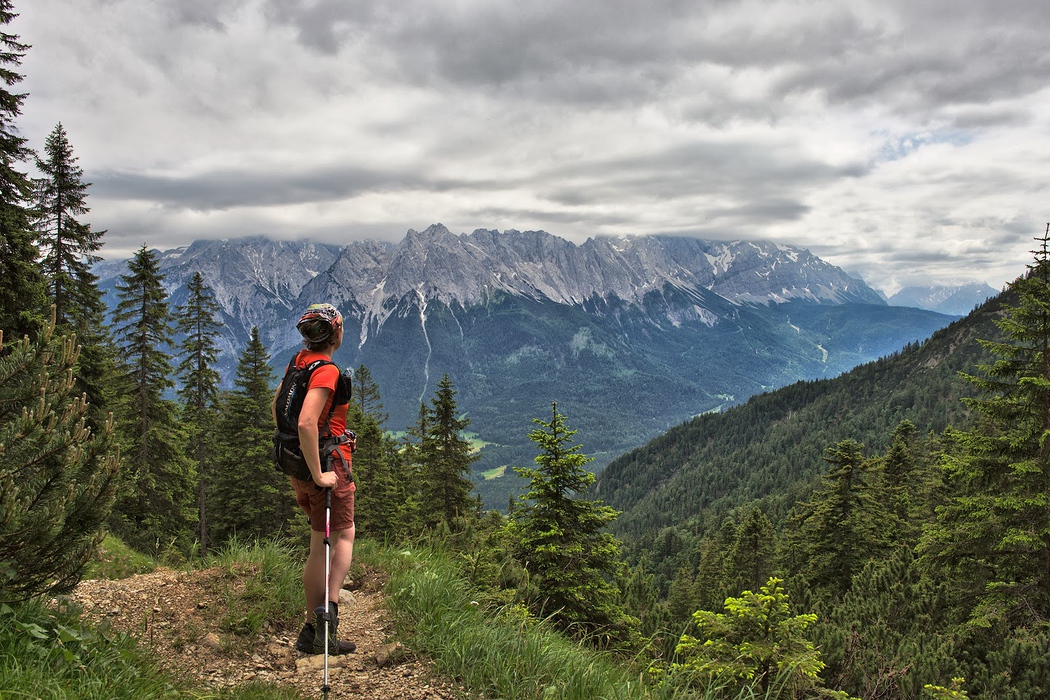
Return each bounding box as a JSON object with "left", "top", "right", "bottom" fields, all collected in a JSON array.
[{"left": 70, "top": 564, "right": 463, "bottom": 699}]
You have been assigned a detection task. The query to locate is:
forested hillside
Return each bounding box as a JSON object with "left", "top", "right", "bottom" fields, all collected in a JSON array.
[
  {"left": 593, "top": 246, "right": 1050, "bottom": 697},
  {"left": 597, "top": 290, "right": 1001, "bottom": 538}
]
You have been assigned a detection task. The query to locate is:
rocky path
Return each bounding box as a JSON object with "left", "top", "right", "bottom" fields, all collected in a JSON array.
[{"left": 70, "top": 565, "right": 463, "bottom": 699}]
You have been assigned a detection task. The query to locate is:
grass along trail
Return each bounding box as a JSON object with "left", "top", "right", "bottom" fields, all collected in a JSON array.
[{"left": 70, "top": 562, "right": 461, "bottom": 699}]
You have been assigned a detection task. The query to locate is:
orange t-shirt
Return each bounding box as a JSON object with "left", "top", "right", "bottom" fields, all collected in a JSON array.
[{"left": 292, "top": 350, "right": 353, "bottom": 468}]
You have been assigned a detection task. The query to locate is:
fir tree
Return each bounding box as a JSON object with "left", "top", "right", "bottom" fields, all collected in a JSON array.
[
  {"left": 354, "top": 364, "right": 388, "bottom": 427},
  {"left": 208, "top": 327, "right": 289, "bottom": 543},
  {"left": 670, "top": 577, "right": 828, "bottom": 698},
  {"left": 786, "top": 439, "right": 888, "bottom": 597},
  {"left": 420, "top": 374, "right": 478, "bottom": 528},
  {"left": 510, "top": 402, "right": 633, "bottom": 642},
  {"left": 0, "top": 0, "right": 45, "bottom": 339},
  {"left": 923, "top": 224, "right": 1050, "bottom": 627},
  {"left": 0, "top": 313, "right": 120, "bottom": 601},
  {"left": 175, "top": 272, "right": 223, "bottom": 558},
  {"left": 723, "top": 506, "right": 776, "bottom": 596},
  {"left": 694, "top": 519, "right": 737, "bottom": 614},
  {"left": 396, "top": 401, "right": 431, "bottom": 533},
  {"left": 32, "top": 123, "right": 104, "bottom": 329},
  {"left": 110, "top": 245, "right": 190, "bottom": 550},
  {"left": 347, "top": 389, "right": 401, "bottom": 541},
  {"left": 32, "top": 122, "right": 113, "bottom": 431}
]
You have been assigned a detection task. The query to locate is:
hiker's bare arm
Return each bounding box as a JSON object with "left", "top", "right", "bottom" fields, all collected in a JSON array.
[{"left": 299, "top": 385, "right": 337, "bottom": 488}]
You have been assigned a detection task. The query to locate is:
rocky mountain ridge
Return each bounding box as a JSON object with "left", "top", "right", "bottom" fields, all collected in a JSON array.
[
  {"left": 95, "top": 226, "right": 953, "bottom": 508},
  {"left": 887, "top": 282, "right": 999, "bottom": 316}
]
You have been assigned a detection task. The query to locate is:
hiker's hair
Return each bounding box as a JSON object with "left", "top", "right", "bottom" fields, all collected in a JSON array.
[{"left": 300, "top": 319, "right": 337, "bottom": 351}]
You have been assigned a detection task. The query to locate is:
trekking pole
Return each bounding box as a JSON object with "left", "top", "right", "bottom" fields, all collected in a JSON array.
[{"left": 314, "top": 474, "right": 333, "bottom": 699}]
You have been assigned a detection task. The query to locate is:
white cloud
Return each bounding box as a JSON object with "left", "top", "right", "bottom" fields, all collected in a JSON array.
[{"left": 15, "top": 0, "right": 1050, "bottom": 293}]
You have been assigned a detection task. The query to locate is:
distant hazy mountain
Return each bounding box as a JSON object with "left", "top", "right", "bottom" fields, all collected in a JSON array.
[
  {"left": 597, "top": 288, "right": 1004, "bottom": 540},
  {"left": 96, "top": 226, "right": 955, "bottom": 508},
  {"left": 887, "top": 282, "right": 998, "bottom": 316}
]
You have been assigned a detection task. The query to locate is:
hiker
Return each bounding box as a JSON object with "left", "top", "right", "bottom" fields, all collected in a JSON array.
[{"left": 274, "top": 302, "right": 357, "bottom": 655}]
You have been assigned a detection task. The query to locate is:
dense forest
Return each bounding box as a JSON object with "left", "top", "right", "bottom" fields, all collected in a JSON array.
[{"left": 3, "top": 0, "right": 1049, "bottom": 697}]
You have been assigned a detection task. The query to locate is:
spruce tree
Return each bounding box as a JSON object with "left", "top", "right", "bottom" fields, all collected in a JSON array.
[
  {"left": 347, "top": 389, "right": 401, "bottom": 541},
  {"left": 175, "top": 271, "right": 223, "bottom": 558},
  {"left": 32, "top": 122, "right": 112, "bottom": 430},
  {"left": 786, "top": 439, "right": 888, "bottom": 597},
  {"left": 671, "top": 578, "right": 828, "bottom": 697},
  {"left": 0, "top": 313, "right": 120, "bottom": 601},
  {"left": 510, "top": 402, "right": 633, "bottom": 642},
  {"left": 32, "top": 123, "right": 104, "bottom": 329},
  {"left": 923, "top": 225, "right": 1050, "bottom": 627},
  {"left": 110, "top": 245, "right": 190, "bottom": 550},
  {"left": 396, "top": 401, "right": 430, "bottom": 533},
  {"left": 354, "top": 364, "right": 388, "bottom": 427},
  {"left": 208, "top": 327, "right": 289, "bottom": 543},
  {"left": 420, "top": 374, "right": 478, "bottom": 528},
  {"left": 0, "top": 0, "right": 45, "bottom": 339},
  {"left": 723, "top": 506, "right": 776, "bottom": 596}
]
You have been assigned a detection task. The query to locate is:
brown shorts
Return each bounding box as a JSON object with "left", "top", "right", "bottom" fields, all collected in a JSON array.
[{"left": 292, "top": 452, "right": 355, "bottom": 532}]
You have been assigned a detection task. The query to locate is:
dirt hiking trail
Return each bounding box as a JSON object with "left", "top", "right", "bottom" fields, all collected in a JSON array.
[{"left": 70, "top": 564, "right": 463, "bottom": 699}]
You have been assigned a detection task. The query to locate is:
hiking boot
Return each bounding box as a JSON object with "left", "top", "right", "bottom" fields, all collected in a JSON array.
[
  {"left": 294, "top": 622, "right": 316, "bottom": 653},
  {"left": 296, "top": 621, "right": 356, "bottom": 654},
  {"left": 309, "top": 605, "right": 356, "bottom": 655}
]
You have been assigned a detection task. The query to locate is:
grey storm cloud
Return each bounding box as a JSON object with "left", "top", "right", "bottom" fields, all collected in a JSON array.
[
  {"left": 89, "top": 165, "right": 516, "bottom": 211},
  {"left": 256, "top": 0, "right": 1050, "bottom": 121},
  {"left": 17, "top": 0, "right": 1050, "bottom": 293}
]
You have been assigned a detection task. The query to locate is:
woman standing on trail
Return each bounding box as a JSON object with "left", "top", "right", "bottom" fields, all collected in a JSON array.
[{"left": 274, "top": 302, "right": 357, "bottom": 655}]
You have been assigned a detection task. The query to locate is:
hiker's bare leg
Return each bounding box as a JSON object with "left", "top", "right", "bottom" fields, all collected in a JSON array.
[
  {"left": 327, "top": 524, "right": 355, "bottom": 603},
  {"left": 302, "top": 524, "right": 355, "bottom": 622},
  {"left": 303, "top": 529, "right": 329, "bottom": 621}
]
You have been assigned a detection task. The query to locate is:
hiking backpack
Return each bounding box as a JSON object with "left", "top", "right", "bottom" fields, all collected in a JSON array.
[{"left": 273, "top": 354, "right": 353, "bottom": 482}]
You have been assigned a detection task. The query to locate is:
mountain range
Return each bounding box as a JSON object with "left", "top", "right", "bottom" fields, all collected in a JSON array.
[
  {"left": 886, "top": 282, "right": 999, "bottom": 315},
  {"left": 96, "top": 225, "right": 955, "bottom": 507}
]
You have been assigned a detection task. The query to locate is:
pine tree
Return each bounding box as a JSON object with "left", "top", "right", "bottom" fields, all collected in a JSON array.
[
  {"left": 786, "top": 439, "right": 888, "bottom": 597},
  {"left": 32, "top": 123, "right": 105, "bottom": 329},
  {"left": 510, "top": 402, "right": 633, "bottom": 642},
  {"left": 208, "top": 327, "right": 289, "bottom": 543},
  {"left": 0, "top": 313, "right": 120, "bottom": 601},
  {"left": 694, "top": 519, "right": 737, "bottom": 613},
  {"left": 354, "top": 364, "right": 388, "bottom": 427},
  {"left": 396, "top": 402, "right": 431, "bottom": 533},
  {"left": 0, "top": 0, "right": 45, "bottom": 339},
  {"left": 671, "top": 577, "right": 828, "bottom": 698},
  {"left": 723, "top": 506, "right": 776, "bottom": 596},
  {"left": 419, "top": 374, "right": 478, "bottom": 528},
  {"left": 346, "top": 388, "right": 401, "bottom": 541},
  {"left": 110, "top": 245, "right": 190, "bottom": 550},
  {"left": 667, "top": 564, "right": 700, "bottom": 624},
  {"left": 32, "top": 122, "right": 113, "bottom": 431},
  {"left": 922, "top": 225, "right": 1050, "bottom": 627},
  {"left": 875, "top": 420, "right": 921, "bottom": 546},
  {"left": 175, "top": 272, "right": 223, "bottom": 558}
]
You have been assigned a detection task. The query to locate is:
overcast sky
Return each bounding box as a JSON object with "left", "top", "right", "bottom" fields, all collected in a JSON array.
[{"left": 15, "top": 0, "right": 1050, "bottom": 293}]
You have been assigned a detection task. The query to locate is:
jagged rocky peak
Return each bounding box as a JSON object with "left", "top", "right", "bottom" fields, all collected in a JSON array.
[{"left": 320, "top": 225, "right": 886, "bottom": 309}]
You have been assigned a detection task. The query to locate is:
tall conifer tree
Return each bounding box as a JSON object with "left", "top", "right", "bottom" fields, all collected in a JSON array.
[
  {"left": 786, "top": 439, "right": 888, "bottom": 597},
  {"left": 923, "top": 224, "right": 1050, "bottom": 627},
  {"left": 420, "top": 374, "right": 478, "bottom": 528},
  {"left": 510, "top": 402, "right": 633, "bottom": 641},
  {"left": 33, "top": 123, "right": 104, "bottom": 329},
  {"left": 0, "top": 0, "right": 45, "bottom": 338},
  {"left": 346, "top": 373, "right": 401, "bottom": 541},
  {"left": 209, "top": 327, "right": 289, "bottom": 543},
  {"left": 175, "top": 272, "right": 223, "bottom": 557},
  {"left": 110, "top": 245, "right": 189, "bottom": 549},
  {"left": 32, "top": 122, "right": 112, "bottom": 427}
]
